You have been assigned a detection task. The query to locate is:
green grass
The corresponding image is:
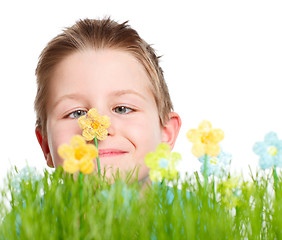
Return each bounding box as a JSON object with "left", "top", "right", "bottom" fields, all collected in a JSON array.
[{"left": 1, "top": 166, "right": 282, "bottom": 239}]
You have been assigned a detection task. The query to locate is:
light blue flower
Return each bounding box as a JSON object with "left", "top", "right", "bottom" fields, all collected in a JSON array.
[
  {"left": 10, "top": 166, "right": 42, "bottom": 195},
  {"left": 198, "top": 151, "right": 232, "bottom": 177},
  {"left": 253, "top": 132, "right": 282, "bottom": 169}
]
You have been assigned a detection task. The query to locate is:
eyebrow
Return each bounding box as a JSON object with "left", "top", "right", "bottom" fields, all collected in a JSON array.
[
  {"left": 110, "top": 89, "right": 146, "bottom": 100},
  {"left": 52, "top": 93, "right": 86, "bottom": 109}
]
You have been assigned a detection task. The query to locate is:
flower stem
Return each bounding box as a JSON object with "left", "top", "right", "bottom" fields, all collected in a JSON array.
[
  {"left": 94, "top": 136, "right": 101, "bottom": 178},
  {"left": 79, "top": 172, "right": 83, "bottom": 204},
  {"left": 273, "top": 165, "right": 278, "bottom": 195},
  {"left": 212, "top": 175, "right": 216, "bottom": 203},
  {"left": 204, "top": 154, "right": 208, "bottom": 194},
  {"left": 160, "top": 178, "right": 165, "bottom": 187},
  {"left": 235, "top": 206, "right": 240, "bottom": 236},
  {"left": 79, "top": 172, "right": 83, "bottom": 232}
]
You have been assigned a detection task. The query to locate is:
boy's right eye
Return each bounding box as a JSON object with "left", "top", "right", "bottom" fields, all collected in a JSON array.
[{"left": 66, "top": 110, "right": 87, "bottom": 119}]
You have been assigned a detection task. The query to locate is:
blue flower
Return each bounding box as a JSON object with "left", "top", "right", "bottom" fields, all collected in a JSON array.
[
  {"left": 253, "top": 132, "right": 282, "bottom": 169},
  {"left": 198, "top": 151, "right": 232, "bottom": 177},
  {"left": 10, "top": 166, "right": 42, "bottom": 196}
]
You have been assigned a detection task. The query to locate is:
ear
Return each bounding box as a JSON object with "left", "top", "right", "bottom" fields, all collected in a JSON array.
[
  {"left": 161, "top": 112, "right": 181, "bottom": 149},
  {"left": 35, "top": 127, "right": 54, "bottom": 167}
]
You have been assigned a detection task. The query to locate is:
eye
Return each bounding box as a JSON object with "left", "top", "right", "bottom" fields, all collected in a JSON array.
[
  {"left": 67, "top": 110, "right": 87, "bottom": 118},
  {"left": 113, "top": 106, "right": 134, "bottom": 114}
]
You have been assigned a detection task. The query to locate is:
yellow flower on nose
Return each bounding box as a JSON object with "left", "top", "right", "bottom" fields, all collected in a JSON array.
[
  {"left": 78, "top": 108, "right": 111, "bottom": 141},
  {"left": 187, "top": 120, "right": 224, "bottom": 157},
  {"left": 58, "top": 135, "right": 98, "bottom": 174}
]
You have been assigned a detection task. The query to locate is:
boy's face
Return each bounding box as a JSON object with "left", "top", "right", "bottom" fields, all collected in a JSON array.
[{"left": 44, "top": 49, "right": 165, "bottom": 180}]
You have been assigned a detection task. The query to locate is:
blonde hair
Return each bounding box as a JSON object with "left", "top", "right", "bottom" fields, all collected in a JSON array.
[{"left": 34, "top": 18, "right": 173, "bottom": 135}]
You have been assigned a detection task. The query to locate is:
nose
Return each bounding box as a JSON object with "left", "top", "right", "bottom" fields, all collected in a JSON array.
[
  {"left": 93, "top": 106, "right": 114, "bottom": 137},
  {"left": 107, "top": 121, "right": 115, "bottom": 136}
]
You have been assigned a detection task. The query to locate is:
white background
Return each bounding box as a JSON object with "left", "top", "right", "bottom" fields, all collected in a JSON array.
[{"left": 0, "top": 0, "right": 281, "bottom": 182}]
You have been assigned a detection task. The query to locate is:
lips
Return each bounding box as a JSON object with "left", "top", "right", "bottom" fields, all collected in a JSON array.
[{"left": 98, "top": 149, "right": 128, "bottom": 158}]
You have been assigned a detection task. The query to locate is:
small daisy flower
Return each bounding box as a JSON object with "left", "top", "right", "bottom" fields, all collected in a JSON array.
[
  {"left": 10, "top": 166, "right": 42, "bottom": 195},
  {"left": 253, "top": 132, "right": 282, "bottom": 169},
  {"left": 198, "top": 151, "right": 232, "bottom": 177},
  {"left": 58, "top": 135, "right": 97, "bottom": 174},
  {"left": 187, "top": 120, "right": 224, "bottom": 157},
  {"left": 78, "top": 108, "right": 111, "bottom": 141},
  {"left": 145, "top": 143, "right": 181, "bottom": 182}
]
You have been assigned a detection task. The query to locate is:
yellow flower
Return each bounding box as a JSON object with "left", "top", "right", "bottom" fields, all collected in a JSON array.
[
  {"left": 58, "top": 135, "right": 98, "bottom": 174},
  {"left": 145, "top": 143, "right": 181, "bottom": 182},
  {"left": 78, "top": 108, "right": 111, "bottom": 141},
  {"left": 186, "top": 120, "right": 224, "bottom": 157}
]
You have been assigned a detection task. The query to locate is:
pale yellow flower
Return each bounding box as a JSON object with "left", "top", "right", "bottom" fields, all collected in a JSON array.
[
  {"left": 78, "top": 108, "right": 111, "bottom": 141},
  {"left": 58, "top": 135, "right": 97, "bottom": 174},
  {"left": 145, "top": 143, "right": 181, "bottom": 182},
  {"left": 187, "top": 120, "right": 224, "bottom": 157}
]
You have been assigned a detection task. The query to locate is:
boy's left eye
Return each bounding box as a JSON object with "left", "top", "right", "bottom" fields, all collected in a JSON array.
[
  {"left": 67, "top": 110, "right": 87, "bottom": 118},
  {"left": 113, "top": 106, "right": 133, "bottom": 114}
]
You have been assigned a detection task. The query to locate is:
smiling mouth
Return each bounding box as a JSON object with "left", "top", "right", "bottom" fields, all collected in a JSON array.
[{"left": 98, "top": 149, "right": 128, "bottom": 158}]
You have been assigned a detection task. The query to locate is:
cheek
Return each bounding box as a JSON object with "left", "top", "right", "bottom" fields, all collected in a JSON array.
[
  {"left": 124, "top": 117, "right": 162, "bottom": 181},
  {"left": 47, "top": 119, "right": 82, "bottom": 167},
  {"left": 48, "top": 133, "right": 65, "bottom": 167},
  {"left": 127, "top": 115, "right": 163, "bottom": 156}
]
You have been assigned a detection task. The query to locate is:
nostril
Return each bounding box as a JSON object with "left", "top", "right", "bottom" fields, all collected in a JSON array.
[{"left": 107, "top": 125, "right": 114, "bottom": 136}]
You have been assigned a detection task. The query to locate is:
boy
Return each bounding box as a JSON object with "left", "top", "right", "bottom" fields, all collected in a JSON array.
[{"left": 34, "top": 18, "right": 181, "bottom": 181}]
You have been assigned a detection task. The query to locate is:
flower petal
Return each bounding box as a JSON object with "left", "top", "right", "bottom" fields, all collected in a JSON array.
[
  {"left": 101, "top": 116, "right": 111, "bottom": 128},
  {"left": 186, "top": 129, "right": 201, "bottom": 143},
  {"left": 198, "top": 120, "right": 212, "bottom": 132},
  {"left": 58, "top": 144, "right": 74, "bottom": 160},
  {"left": 63, "top": 159, "right": 80, "bottom": 174},
  {"left": 209, "top": 128, "right": 224, "bottom": 143},
  {"left": 87, "top": 108, "right": 99, "bottom": 119},
  {"left": 264, "top": 132, "right": 279, "bottom": 145},
  {"left": 171, "top": 152, "right": 182, "bottom": 162},
  {"left": 191, "top": 143, "right": 205, "bottom": 157},
  {"left": 96, "top": 128, "right": 108, "bottom": 141},
  {"left": 70, "top": 135, "right": 86, "bottom": 148},
  {"left": 157, "top": 143, "right": 171, "bottom": 153},
  {"left": 253, "top": 142, "right": 265, "bottom": 155},
  {"left": 206, "top": 143, "right": 220, "bottom": 157},
  {"left": 259, "top": 156, "right": 274, "bottom": 169},
  {"left": 78, "top": 115, "right": 89, "bottom": 129},
  {"left": 82, "top": 128, "right": 96, "bottom": 141},
  {"left": 86, "top": 144, "right": 98, "bottom": 160},
  {"left": 80, "top": 159, "right": 95, "bottom": 174}
]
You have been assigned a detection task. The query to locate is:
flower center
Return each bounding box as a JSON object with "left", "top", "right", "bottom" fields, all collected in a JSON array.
[
  {"left": 209, "top": 157, "right": 218, "bottom": 165},
  {"left": 75, "top": 148, "right": 86, "bottom": 160},
  {"left": 91, "top": 120, "right": 100, "bottom": 130},
  {"left": 159, "top": 158, "right": 169, "bottom": 169},
  {"left": 267, "top": 146, "right": 278, "bottom": 156},
  {"left": 201, "top": 135, "right": 209, "bottom": 144}
]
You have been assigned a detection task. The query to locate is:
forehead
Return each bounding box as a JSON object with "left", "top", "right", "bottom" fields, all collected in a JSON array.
[{"left": 48, "top": 49, "right": 156, "bottom": 107}]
